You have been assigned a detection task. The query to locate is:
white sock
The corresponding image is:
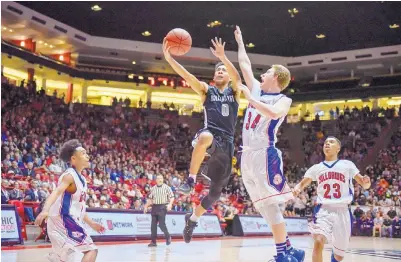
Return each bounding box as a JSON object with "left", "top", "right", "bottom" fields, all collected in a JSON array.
[
  {"left": 189, "top": 174, "right": 196, "bottom": 180},
  {"left": 190, "top": 213, "right": 200, "bottom": 222}
]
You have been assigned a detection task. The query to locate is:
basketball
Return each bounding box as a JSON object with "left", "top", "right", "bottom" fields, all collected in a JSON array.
[{"left": 165, "top": 28, "right": 192, "bottom": 56}]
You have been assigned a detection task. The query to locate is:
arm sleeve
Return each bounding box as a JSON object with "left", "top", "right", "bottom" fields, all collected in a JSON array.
[{"left": 304, "top": 165, "right": 318, "bottom": 181}]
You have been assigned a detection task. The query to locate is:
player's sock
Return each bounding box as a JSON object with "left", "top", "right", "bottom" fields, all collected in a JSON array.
[
  {"left": 331, "top": 253, "right": 339, "bottom": 262},
  {"left": 190, "top": 213, "right": 200, "bottom": 222},
  {"left": 286, "top": 235, "right": 292, "bottom": 249},
  {"left": 275, "top": 242, "right": 287, "bottom": 256}
]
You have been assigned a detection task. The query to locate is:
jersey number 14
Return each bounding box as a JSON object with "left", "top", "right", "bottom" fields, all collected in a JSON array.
[{"left": 245, "top": 111, "right": 261, "bottom": 130}]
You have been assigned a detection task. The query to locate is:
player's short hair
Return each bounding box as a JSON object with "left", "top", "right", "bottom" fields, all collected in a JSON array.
[
  {"left": 215, "top": 62, "right": 225, "bottom": 71},
  {"left": 271, "top": 64, "right": 291, "bottom": 90},
  {"left": 59, "top": 139, "right": 82, "bottom": 163},
  {"left": 326, "top": 136, "right": 342, "bottom": 148}
]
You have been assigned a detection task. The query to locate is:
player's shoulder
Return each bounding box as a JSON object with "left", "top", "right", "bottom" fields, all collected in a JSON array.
[{"left": 339, "top": 159, "right": 356, "bottom": 166}]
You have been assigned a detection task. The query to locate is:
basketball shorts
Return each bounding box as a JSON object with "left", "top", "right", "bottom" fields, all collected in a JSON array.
[
  {"left": 192, "top": 128, "right": 234, "bottom": 187},
  {"left": 309, "top": 204, "right": 353, "bottom": 257},
  {"left": 241, "top": 146, "right": 293, "bottom": 206},
  {"left": 47, "top": 215, "right": 96, "bottom": 262}
]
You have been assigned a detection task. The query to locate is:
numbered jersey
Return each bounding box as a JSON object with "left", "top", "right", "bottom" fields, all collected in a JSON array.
[
  {"left": 48, "top": 168, "right": 88, "bottom": 220},
  {"left": 203, "top": 85, "right": 239, "bottom": 142},
  {"left": 304, "top": 159, "right": 360, "bottom": 206},
  {"left": 242, "top": 84, "right": 289, "bottom": 149}
]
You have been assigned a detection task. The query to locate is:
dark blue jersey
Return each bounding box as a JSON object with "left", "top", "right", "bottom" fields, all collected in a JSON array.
[{"left": 203, "top": 85, "right": 239, "bottom": 142}]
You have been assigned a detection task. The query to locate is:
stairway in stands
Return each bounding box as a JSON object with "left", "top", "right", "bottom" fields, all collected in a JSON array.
[{"left": 360, "top": 117, "right": 401, "bottom": 170}]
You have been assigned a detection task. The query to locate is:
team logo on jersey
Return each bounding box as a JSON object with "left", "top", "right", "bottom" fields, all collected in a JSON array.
[
  {"left": 71, "top": 231, "right": 84, "bottom": 239},
  {"left": 273, "top": 174, "right": 283, "bottom": 185},
  {"left": 107, "top": 220, "right": 114, "bottom": 230}
]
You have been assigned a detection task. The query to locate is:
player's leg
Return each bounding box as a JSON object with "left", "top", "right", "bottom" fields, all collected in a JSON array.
[
  {"left": 331, "top": 208, "right": 352, "bottom": 262},
  {"left": 312, "top": 234, "right": 327, "bottom": 262},
  {"left": 81, "top": 250, "right": 98, "bottom": 262},
  {"left": 179, "top": 130, "right": 213, "bottom": 194},
  {"left": 255, "top": 148, "right": 303, "bottom": 261},
  {"left": 183, "top": 145, "right": 231, "bottom": 243}
]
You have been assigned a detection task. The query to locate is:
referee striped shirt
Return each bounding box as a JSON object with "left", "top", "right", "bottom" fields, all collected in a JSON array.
[{"left": 148, "top": 184, "right": 174, "bottom": 204}]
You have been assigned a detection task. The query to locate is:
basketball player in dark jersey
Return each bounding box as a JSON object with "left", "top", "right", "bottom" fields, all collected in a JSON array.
[{"left": 163, "top": 37, "right": 241, "bottom": 243}]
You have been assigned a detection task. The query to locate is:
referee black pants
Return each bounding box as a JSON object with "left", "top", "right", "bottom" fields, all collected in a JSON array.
[{"left": 151, "top": 204, "right": 170, "bottom": 243}]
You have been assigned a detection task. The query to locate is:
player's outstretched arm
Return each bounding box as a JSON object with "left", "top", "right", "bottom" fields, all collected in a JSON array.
[
  {"left": 354, "top": 174, "right": 371, "bottom": 190},
  {"left": 210, "top": 37, "right": 241, "bottom": 92},
  {"left": 34, "top": 174, "right": 74, "bottom": 226},
  {"left": 239, "top": 84, "right": 292, "bottom": 120},
  {"left": 162, "top": 38, "right": 208, "bottom": 98},
  {"left": 235, "top": 26, "right": 259, "bottom": 91},
  {"left": 293, "top": 177, "right": 313, "bottom": 196}
]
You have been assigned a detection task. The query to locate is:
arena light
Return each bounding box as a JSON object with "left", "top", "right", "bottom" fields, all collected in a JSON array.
[
  {"left": 2, "top": 27, "right": 7, "bottom": 30},
  {"left": 8, "top": 29, "right": 13, "bottom": 32},
  {"left": 91, "top": 5, "right": 102, "bottom": 11},
  {"left": 246, "top": 43, "right": 255, "bottom": 48},
  {"left": 132, "top": 61, "right": 136, "bottom": 65},
  {"left": 38, "top": 40, "right": 43, "bottom": 44},
  {"left": 128, "top": 74, "right": 134, "bottom": 79},
  {"left": 138, "top": 76, "right": 144, "bottom": 80},
  {"left": 288, "top": 8, "right": 299, "bottom": 18},
  {"left": 207, "top": 20, "right": 222, "bottom": 28},
  {"left": 389, "top": 24, "right": 399, "bottom": 29},
  {"left": 142, "top": 31, "right": 152, "bottom": 36},
  {"left": 50, "top": 45, "right": 54, "bottom": 48},
  {"left": 316, "top": 34, "right": 326, "bottom": 39},
  {"left": 20, "top": 41, "right": 25, "bottom": 47}
]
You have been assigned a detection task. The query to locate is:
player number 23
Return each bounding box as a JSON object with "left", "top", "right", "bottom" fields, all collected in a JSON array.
[{"left": 323, "top": 183, "right": 341, "bottom": 199}]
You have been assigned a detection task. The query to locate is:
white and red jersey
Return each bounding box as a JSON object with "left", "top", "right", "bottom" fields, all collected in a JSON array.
[
  {"left": 48, "top": 168, "right": 88, "bottom": 220},
  {"left": 242, "top": 83, "right": 290, "bottom": 150},
  {"left": 304, "top": 159, "right": 360, "bottom": 206}
]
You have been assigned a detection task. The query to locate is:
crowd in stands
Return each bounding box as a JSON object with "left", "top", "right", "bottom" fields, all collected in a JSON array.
[{"left": 1, "top": 77, "right": 401, "bottom": 238}]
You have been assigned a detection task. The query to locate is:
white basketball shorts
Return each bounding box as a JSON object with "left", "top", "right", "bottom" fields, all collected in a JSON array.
[
  {"left": 241, "top": 147, "right": 293, "bottom": 206},
  {"left": 309, "top": 204, "right": 353, "bottom": 257},
  {"left": 47, "top": 215, "right": 96, "bottom": 262}
]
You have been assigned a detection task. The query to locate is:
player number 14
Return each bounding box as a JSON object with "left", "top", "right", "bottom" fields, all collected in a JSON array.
[{"left": 245, "top": 111, "right": 261, "bottom": 130}]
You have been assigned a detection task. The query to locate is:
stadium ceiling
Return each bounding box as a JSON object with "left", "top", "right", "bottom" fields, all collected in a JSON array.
[{"left": 17, "top": 1, "right": 401, "bottom": 57}]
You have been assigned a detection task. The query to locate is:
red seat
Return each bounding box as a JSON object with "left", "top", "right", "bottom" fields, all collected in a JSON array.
[{"left": 8, "top": 200, "right": 28, "bottom": 240}]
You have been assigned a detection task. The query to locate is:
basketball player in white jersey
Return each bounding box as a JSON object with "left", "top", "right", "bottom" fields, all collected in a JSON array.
[
  {"left": 35, "top": 140, "right": 105, "bottom": 262},
  {"left": 235, "top": 26, "right": 304, "bottom": 262},
  {"left": 293, "top": 137, "right": 371, "bottom": 262}
]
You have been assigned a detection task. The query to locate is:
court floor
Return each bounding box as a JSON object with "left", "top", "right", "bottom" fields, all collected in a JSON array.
[{"left": 2, "top": 236, "right": 401, "bottom": 261}]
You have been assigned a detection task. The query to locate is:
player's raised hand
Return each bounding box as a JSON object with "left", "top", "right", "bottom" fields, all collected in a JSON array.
[
  {"left": 234, "top": 26, "right": 244, "bottom": 45},
  {"left": 238, "top": 84, "right": 252, "bottom": 100},
  {"left": 162, "top": 38, "right": 172, "bottom": 61},
  {"left": 210, "top": 37, "right": 226, "bottom": 59}
]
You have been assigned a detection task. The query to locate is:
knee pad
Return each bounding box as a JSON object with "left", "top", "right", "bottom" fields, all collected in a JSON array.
[{"left": 255, "top": 202, "right": 285, "bottom": 226}]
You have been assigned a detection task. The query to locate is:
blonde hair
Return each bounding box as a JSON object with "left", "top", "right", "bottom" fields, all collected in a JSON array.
[{"left": 272, "top": 65, "right": 291, "bottom": 90}]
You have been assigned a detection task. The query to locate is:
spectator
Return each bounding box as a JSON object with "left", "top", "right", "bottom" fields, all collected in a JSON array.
[
  {"left": 24, "top": 180, "right": 42, "bottom": 202},
  {"left": 387, "top": 206, "right": 397, "bottom": 219},
  {"left": 9, "top": 182, "right": 24, "bottom": 201},
  {"left": 131, "top": 199, "right": 144, "bottom": 211},
  {"left": 393, "top": 216, "right": 401, "bottom": 238},
  {"left": 1, "top": 180, "right": 10, "bottom": 204},
  {"left": 382, "top": 214, "right": 393, "bottom": 237},
  {"left": 22, "top": 162, "right": 36, "bottom": 177},
  {"left": 373, "top": 213, "right": 384, "bottom": 237},
  {"left": 9, "top": 161, "right": 22, "bottom": 176},
  {"left": 353, "top": 205, "right": 364, "bottom": 219}
]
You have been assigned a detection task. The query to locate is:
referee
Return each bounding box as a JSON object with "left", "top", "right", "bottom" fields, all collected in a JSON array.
[{"left": 144, "top": 174, "right": 174, "bottom": 247}]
